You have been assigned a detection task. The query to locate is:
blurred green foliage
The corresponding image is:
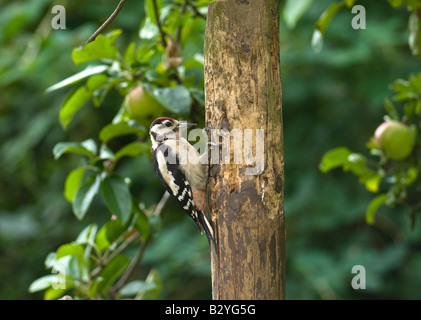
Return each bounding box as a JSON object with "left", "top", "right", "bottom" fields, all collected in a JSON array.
[
  {"left": 1, "top": 0, "right": 421, "bottom": 299},
  {"left": 320, "top": 72, "right": 421, "bottom": 227}
]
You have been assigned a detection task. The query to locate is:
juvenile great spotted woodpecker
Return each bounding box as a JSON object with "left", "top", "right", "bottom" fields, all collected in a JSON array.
[{"left": 149, "top": 117, "right": 215, "bottom": 247}]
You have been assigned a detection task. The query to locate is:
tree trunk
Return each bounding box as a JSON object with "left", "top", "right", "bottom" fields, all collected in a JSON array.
[{"left": 204, "top": 0, "right": 285, "bottom": 300}]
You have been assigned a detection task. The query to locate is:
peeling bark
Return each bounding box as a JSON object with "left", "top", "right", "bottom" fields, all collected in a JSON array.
[{"left": 204, "top": 0, "right": 285, "bottom": 300}]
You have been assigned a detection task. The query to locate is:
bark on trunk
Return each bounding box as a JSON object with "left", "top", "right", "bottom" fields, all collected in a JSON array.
[{"left": 204, "top": 0, "right": 285, "bottom": 300}]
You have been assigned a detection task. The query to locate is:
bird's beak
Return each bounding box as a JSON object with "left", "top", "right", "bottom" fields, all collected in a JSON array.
[{"left": 176, "top": 122, "right": 196, "bottom": 129}]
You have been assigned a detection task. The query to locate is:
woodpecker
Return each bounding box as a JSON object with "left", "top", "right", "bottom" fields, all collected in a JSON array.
[{"left": 149, "top": 117, "right": 214, "bottom": 246}]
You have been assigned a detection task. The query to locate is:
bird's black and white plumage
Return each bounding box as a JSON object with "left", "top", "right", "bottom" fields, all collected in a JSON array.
[{"left": 149, "top": 117, "right": 214, "bottom": 246}]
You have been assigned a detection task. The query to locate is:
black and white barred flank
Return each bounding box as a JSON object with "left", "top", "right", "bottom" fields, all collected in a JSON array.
[{"left": 151, "top": 140, "right": 214, "bottom": 244}]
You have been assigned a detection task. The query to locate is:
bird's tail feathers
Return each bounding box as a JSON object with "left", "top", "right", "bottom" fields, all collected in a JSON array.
[{"left": 197, "top": 210, "right": 216, "bottom": 250}]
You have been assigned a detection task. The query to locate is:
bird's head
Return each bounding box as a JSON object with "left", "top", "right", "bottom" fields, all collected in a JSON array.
[{"left": 149, "top": 117, "right": 196, "bottom": 146}]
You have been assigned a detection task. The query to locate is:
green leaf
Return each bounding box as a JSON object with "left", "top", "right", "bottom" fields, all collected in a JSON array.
[
  {"left": 409, "top": 72, "right": 421, "bottom": 93},
  {"left": 134, "top": 203, "right": 150, "bottom": 240},
  {"left": 53, "top": 139, "right": 97, "bottom": 160},
  {"left": 95, "top": 228, "right": 109, "bottom": 253},
  {"left": 415, "top": 100, "right": 421, "bottom": 114},
  {"left": 56, "top": 243, "right": 85, "bottom": 262},
  {"left": 384, "top": 98, "right": 399, "bottom": 119},
  {"left": 311, "top": 29, "right": 324, "bottom": 53},
  {"left": 97, "top": 255, "right": 130, "bottom": 295},
  {"left": 124, "top": 42, "right": 136, "bottom": 66},
  {"left": 114, "top": 142, "right": 149, "bottom": 163},
  {"left": 283, "top": 0, "right": 313, "bottom": 29},
  {"left": 393, "top": 82, "right": 417, "bottom": 102},
  {"left": 52, "top": 256, "right": 81, "bottom": 283},
  {"left": 409, "top": 11, "right": 421, "bottom": 56},
  {"left": 139, "top": 17, "right": 160, "bottom": 40},
  {"left": 344, "top": 0, "right": 356, "bottom": 8},
  {"left": 100, "top": 176, "right": 132, "bottom": 224},
  {"left": 87, "top": 74, "right": 109, "bottom": 90},
  {"left": 145, "top": 0, "right": 162, "bottom": 24},
  {"left": 44, "top": 287, "right": 69, "bottom": 300},
  {"left": 73, "top": 173, "right": 101, "bottom": 220},
  {"left": 93, "top": 77, "right": 122, "bottom": 107},
  {"left": 152, "top": 85, "right": 192, "bottom": 116},
  {"left": 92, "top": 86, "right": 108, "bottom": 107},
  {"left": 344, "top": 153, "right": 369, "bottom": 176},
  {"left": 343, "top": 153, "right": 367, "bottom": 174},
  {"left": 59, "top": 75, "right": 108, "bottom": 128},
  {"left": 59, "top": 86, "right": 92, "bottom": 128},
  {"left": 54, "top": 244, "right": 88, "bottom": 283},
  {"left": 64, "top": 167, "right": 86, "bottom": 202},
  {"left": 366, "top": 193, "right": 389, "bottom": 224},
  {"left": 81, "top": 139, "right": 98, "bottom": 154},
  {"left": 105, "top": 219, "right": 126, "bottom": 248},
  {"left": 135, "top": 268, "right": 162, "bottom": 300},
  {"left": 72, "top": 30, "right": 122, "bottom": 65},
  {"left": 403, "top": 167, "right": 418, "bottom": 185},
  {"left": 95, "top": 219, "right": 125, "bottom": 252},
  {"left": 99, "top": 144, "right": 115, "bottom": 161},
  {"left": 387, "top": 0, "right": 403, "bottom": 9},
  {"left": 319, "top": 147, "right": 352, "bottom": 173},
  {"left": 180, "top": 18, "right": 206, "bottom": 60},
  {"left": 392, "top": 79, "right": 410, "bottom": 94},
  {"left": 75, "top": 223, "right": 98, "bottom": 244},
  {"left": 189, "top": 87, "right": 205, "bottom": 106},
  {"left": 32, "top": 265, "right": 77, "bottom": 299},
  {"left": 77, "top": 225, "right": 97, "bottom": 281},
  {"left": 362, "top": 174, "right": 381, "bottom": 193},
  {"left": 404, "top": 100, "right": 417, "bottom": 120},
  {"left": 28, "top": 275, "right": 57, "bottom": 293},
  {"left": 315, "top": 2, "right": 343, "bottom": 35},
  {"left": 88, "top": 278, "right": 104, "bottom": 299},
  {"left": 196, "top": 0, "right": 212, "bottom": 6},
  {"left": 46, "top": 65, "right": 108, "bottom": 93},
  {"left": 341, "top": 153, "right": 381, "bottom": 193},
  {"left": 119, "top": 280, "right": 157, "bottom": 298},
  {"left": 99, "top": 121, "right": 146, "bottom": 143},
  {"left": 104, "top": 219, "right": 125, "bottom": 242},
  {"left": 44, "top": 252, "right": 57, "bottom": 269}
]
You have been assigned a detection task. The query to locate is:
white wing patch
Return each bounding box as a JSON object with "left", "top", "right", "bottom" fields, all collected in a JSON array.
[{"left": 156, "top": 150, "right": 179, "bottom": 196}]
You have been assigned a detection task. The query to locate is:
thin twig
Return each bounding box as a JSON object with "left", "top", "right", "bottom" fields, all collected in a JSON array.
[
  {"left": 110, "top": 237, "right": 151, "bottom": 296},
  {"left": 155, "top": 191, "right": 171, "bottom": 214},
  {"left": 151, "top": 0, "right": 167, "bottom": 47},
  {"left": 189, "top": 2, "right": 206, "bottom": 20},
  {"left": 176, "top": 0, "right": 190, "bottom": 43},
  {"left": 109, "top": 192, "right": 171, "bottom": 296},
  {"left": 86, "top": 0, "right": 127, "bottom": 44},
  {"left": 90, "top": 231, "right": 139, "bottom": 279}
]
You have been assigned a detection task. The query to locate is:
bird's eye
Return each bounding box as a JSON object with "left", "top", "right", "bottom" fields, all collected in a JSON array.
[{"left": 164, "top": 121, "right": 172, "bottom": 127}]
